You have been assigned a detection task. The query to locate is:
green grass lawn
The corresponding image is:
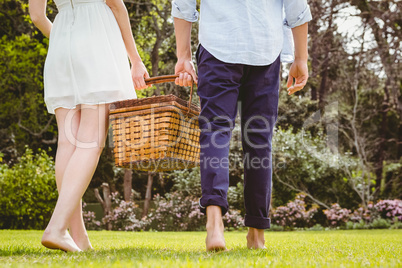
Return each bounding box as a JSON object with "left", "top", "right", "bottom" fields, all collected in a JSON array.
[{"left": 0, "top": 229, "right": 401, "bottom": 267}]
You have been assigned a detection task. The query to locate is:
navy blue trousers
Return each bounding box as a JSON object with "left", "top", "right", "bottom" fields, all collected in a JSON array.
[{"left": 196, "top": 45, "right": 280, "bottom": 229}]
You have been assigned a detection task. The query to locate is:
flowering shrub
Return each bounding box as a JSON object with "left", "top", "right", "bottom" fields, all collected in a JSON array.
[
  {"left": 223, "top": 209, "right": 244, "bottom": 230},
  {"left": 349, "top": 202, "right": 376, "bottom": 223},
  {"left": 147, "top": 192, "right": 203, "bottom": 231},
  {"left": 326, "top": 199, "right": 402, "bottom": 228},
  {"left": 324, "top": 203, "right": 351, "bottom": 227},
  {"left": 147, "top": 192, "right": 244, "bottom": 231},
  {"left": 271, "top": 194, "right": 318, "bottom": 229},
  {"left": 102, "top": 192, "right": 148, "bottom": 231},
  {"left": 374, "top": 200, "right": 402, "bottom": 222},
  {"left": 82, "top": 202, "right": 102, "bottom": 230}
]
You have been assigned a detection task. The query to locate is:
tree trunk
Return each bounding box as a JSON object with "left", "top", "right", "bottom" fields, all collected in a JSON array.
[
  {"left": 94, "top": 182, "right": 112, "bottom": 230},
  {"left": 351, "top": 1, "right": 399, "bottom": 197},
  {"left": 151, "top": 38, "right": 162, "bottom": 77},
  {"left": 123, "top": 169, "right": 133, "bottom": 202},
  {"left": 375, "top": 84, "right": 390, "bottom": 197},
  {"left": 142, "top": 171, "right": 154, "bottom": 218},
  {"left": 309, "top": 2, "right": 319, "bottom": 101}
]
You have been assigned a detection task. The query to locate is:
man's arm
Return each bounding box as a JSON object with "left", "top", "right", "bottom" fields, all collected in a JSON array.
[
  {"left": 287, "top": 22, "right": 309, "bottom": 95},
  {"left": 174, "top": 18, "right": 197, "bottom": 87},
  {"left": 171, "top": 0, "right": 198, "bottom": 87},
  {"left": 283, "top": 0, "right": 312, "bottom": 95}
]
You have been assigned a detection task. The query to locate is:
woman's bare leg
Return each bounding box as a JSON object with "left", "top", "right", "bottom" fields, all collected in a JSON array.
[
  {"left": 54, "top": 107, "right": 93, "bottom": 250},
  {"left": 42, "top": 104, "right": 109, "bottom": 252}
]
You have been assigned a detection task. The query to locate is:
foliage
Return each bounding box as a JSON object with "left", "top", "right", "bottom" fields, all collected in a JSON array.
[
  {"left": 146, "top": 192, "right": 204, "bottom": 231},
  {"left": 0, "top": 147, "right": 57, "bottom": 229},
  {"left": 0, "top": 0, "right": 401, "bottom": 228},
  {"left": 227, "top": 181, "right": 245, "bottom": 214},
  {"left": 374, "top": 199, "right": 402, "bottom": 222},
  {"left": 324, "top": 199, "right": 402, "bottom": 229},
  {"left": 0, "top": 34, "right": 57, "bottom": 163},
  {"left": 370, "top": 218, "right": 391, "bottom": 229},
  {"left": 390, "top": 218, "right": 402, "bottom": 230},
  {"left": 170, "top": 167, "right": 201, "bottom": 198},
  {"left": 146, "top": 192, "right": 244, "bottom": 231},
  {"left": 270, "top": 193, "right": 318, "bottom": 230},
  {"left": 346, "top": 220, "right": 368, "bottom": 230},
  {"left": 101, "top": 192, "right": 147, "bottom": 231},
  {"left": 171, "top": 166, "right": 245, "bottom": 214},
  {"left": 272, "top": 125, "right": 358, "bottom": 208},
  {"left": 308, "top": 224, "right": 325, "bottom": 231},
  {"left": 323, "top": 204, "right": 351, "bottom": 228},
  {"left": 82, "top": 202, "right": 102, "bottom": 231},
  {"left": 349, "top": 202, "right": 376, "bottom": 223}
]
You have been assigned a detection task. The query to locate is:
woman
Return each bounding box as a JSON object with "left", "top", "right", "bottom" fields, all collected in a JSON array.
[{"left": 29, "top": 0, "right": 149, "bottom": 252}]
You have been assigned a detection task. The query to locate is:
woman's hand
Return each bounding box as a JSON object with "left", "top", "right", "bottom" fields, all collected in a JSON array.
[{"left": 131, "top": 60, "right": 150, "bottom": 90}]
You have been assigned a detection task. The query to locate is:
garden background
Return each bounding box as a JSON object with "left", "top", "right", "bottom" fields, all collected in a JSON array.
[{"left": 0, "top": 0, "right": 401, "bottom": 232}]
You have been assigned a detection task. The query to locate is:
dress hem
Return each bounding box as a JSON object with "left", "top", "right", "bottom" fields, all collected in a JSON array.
[{"left": 47, "top": 98, "right": 136, "bottom": 114}]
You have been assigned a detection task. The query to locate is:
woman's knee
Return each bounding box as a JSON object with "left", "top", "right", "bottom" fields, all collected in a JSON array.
[{"left": 57, "top": 135, "right": 77, "bottom": 151}]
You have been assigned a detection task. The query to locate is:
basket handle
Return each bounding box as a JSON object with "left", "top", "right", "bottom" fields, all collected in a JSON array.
[{"left": 144, "top": 74, "right": 195, "bottom": 114}]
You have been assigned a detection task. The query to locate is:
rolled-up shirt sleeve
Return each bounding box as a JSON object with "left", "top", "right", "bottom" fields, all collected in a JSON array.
[
  {"left": 283, "top": 0, "right": 312, "bottom": 28},
  {"left": 171, "top": 0, "right": 199, "bottom": 22}
]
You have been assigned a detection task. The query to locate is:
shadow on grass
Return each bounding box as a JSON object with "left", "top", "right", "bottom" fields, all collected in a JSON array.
[{"left": 0, "top": 245, "right": 275, "bottom": 260}]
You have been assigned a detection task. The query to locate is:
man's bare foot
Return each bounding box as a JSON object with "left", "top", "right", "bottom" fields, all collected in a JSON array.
[
  {"left": 206, "top": 206, "right": 226, "bottom": 252},
  {"left": 71, "top": 232, "right": 94, "bottom": 251},
  {"left": 206, "top": 226, "right": 226, "bottom": 251},
  {"left": 41, "top": 229, "right": 82, "bottom": 252},
  {"left": 247, "top": 227, "right": 266, "bottom": 249}
]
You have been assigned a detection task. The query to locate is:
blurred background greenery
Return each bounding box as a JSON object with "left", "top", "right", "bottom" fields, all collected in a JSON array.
[{"left": 0, "top": 0, "right": 401, "bottom": 231}]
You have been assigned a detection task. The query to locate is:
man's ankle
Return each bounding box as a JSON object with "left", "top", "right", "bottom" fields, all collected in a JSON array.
[{"left": 206, "top": 206, "right": 224, "bottom": 230}]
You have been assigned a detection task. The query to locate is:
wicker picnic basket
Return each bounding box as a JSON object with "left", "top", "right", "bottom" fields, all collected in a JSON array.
[{"left": 109, "top": 75, "right": 200, "bottom": 172}]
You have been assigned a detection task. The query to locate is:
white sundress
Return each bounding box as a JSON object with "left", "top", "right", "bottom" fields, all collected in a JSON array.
[{"left": 44, "top": 0, "right": 137, "bottom": 114}]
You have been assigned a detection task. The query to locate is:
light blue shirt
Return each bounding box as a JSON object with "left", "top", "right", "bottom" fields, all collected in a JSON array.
[{"left": 172, "top": 0, "right": 312, "bottom": 65}]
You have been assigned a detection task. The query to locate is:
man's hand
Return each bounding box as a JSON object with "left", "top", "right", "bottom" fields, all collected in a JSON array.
[
  {"left": 286, "top": 58, "right": 308, "bottom": 95},
  {"left": 175, "top": 58, "right": 198, "bottom": 87},
  {"left": 287, "top": 22, "right": 309, "bottom": 95},
  {"left": 131, "top": 60, "right": 150, "bottom": 90}
]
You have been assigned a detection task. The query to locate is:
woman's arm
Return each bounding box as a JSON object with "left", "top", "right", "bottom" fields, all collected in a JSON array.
[
  {"left": 105, "top": 0, "right": 149, "bottom": 90},
  {"left": 29, "top": 0, "right": 52, "bottom": 38}
]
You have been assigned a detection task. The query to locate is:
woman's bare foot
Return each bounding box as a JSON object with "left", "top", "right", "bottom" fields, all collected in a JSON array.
[
  {"left": 71, "top": 232, "right": 94, "bottom": 251},
  {"left": 41, "top": 229, "right": 82, "bottom": 252},
  {"left": 206, "top": 206, "right": 226, "bottom": 252},
  {"left": 247, "top": 227, "right": 266, "bottom": 249}
]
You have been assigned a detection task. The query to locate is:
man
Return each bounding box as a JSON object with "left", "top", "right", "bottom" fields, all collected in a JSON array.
[{"left": 172, "top": 0, "right": 312, "bottom": 251}]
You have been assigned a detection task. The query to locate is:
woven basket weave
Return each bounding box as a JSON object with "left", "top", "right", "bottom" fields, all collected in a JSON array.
[{"left": 109, "top": 75, "right": 200, "bottom": 172}]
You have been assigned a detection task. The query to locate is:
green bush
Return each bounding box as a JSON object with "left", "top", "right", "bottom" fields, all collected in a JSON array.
[
  {"left": 346, "top": 220, "right": 369, "bottom": 230},
  {"left": 170, "top": 167, "right": 201, "bottom": 198},
  {"left": 268, "top": 224, "right": 284, "bottom": 232},
  {"left": 390, "top": 218, "right": 402, "bottom": 229},
  {"left": 0, "top": 148, "right": 57, "bottom": 229},
  {"left": 309, "top": 224, "right": 324, "bottom": 231},
  {"left": 370, "top": 218, "right": 391, "bottom": 229},
  {"left": 353, "top": 220, "right": 369, "bottom": 230}
]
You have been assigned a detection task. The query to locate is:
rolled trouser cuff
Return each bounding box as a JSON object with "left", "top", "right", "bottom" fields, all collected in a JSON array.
[
  {"left": 199, "top": 195, "right": 228, "bottom": 215},
  {"left": 244, "top": 214, "right": 271, "bottom": 229}
]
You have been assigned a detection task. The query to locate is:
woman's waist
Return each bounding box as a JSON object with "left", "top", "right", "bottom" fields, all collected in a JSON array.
[{"left": 55, "top": 0, "right": 105, "bottom": 11}]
